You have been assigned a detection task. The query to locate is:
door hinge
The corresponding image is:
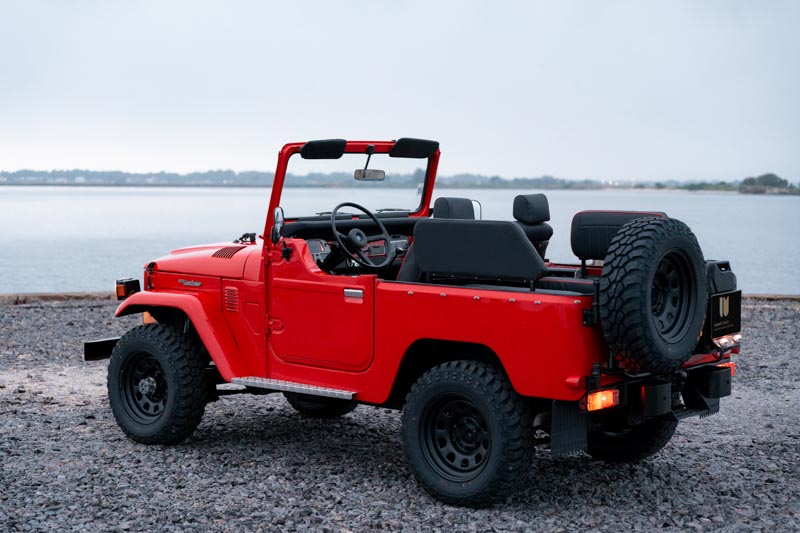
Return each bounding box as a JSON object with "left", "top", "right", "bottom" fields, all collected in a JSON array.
[
  {"left": 265, "top": 250, "right": 283, "bottom": 263},
  {"left": 268, "top": 318, "right": 284, "bottom": 333},
  {"left": 266, "top": 245, "right": 292, "bottom": 263}
]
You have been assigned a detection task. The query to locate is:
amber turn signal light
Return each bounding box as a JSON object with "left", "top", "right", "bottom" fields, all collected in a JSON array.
[
  {"left": 716, "top": 361, "right": 736, "bottom": 377},
  {"left": 586, "top": 389, "right": 619, "bottom": 412},
  {"left": 115, "top": 278, "right": 141, "bottom": 300}
]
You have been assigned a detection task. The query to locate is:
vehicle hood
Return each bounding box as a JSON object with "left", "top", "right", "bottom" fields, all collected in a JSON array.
[{"left": 150, "top": 241, "right": 261, "bottom": 279}]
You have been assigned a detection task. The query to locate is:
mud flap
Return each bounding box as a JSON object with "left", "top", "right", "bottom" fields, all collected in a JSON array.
[{"left": 550, "top": 400, "right": 587, "bottom": 457}]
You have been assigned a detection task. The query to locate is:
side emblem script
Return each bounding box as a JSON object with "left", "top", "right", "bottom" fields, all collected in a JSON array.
[{"left": 178, "top": 279, "right": 203, "bottom": 287}]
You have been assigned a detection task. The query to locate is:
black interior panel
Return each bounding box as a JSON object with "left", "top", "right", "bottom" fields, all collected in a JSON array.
[{"left": 284, "top": 217, "right": 420, "bottom": 240}]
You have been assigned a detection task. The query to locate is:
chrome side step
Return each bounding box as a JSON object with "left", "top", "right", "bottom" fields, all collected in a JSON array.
[{"left": 231, "top": 377, "right": 355, "bottom": 400}]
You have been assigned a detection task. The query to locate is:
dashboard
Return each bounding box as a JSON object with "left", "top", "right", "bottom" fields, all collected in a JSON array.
[{"left": 306, "top": 235, "right": 410, "bottom": 265}]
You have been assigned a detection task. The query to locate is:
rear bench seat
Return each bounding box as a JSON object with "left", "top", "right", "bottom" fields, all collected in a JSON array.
[{"left": 567, "top": 210, "right": 668, "bottom": 278}]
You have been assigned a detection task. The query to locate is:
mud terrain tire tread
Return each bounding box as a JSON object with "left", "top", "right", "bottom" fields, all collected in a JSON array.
[
  {"left": 587, "top": 418, "right": 678, "bottom": 462},
  {"left": 600, "top": 217, "right": 706, "bottom": 374},
  {"left": 402, "top": 360, "right": 533, "bottom": 507},
  {"left": 108, "top": 324, "right": 208, "bottom": 445},
  {"left": 283, "top": 393, "right": 358, "bottom": 418}
]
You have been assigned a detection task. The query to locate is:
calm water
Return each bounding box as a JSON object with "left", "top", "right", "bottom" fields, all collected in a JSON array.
[{"left": 1, "top": 186, "right": 798, "bottom": 294}]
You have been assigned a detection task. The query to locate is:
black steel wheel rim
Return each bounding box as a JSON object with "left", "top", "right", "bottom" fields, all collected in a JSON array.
[
  {"left": 420, "top": 394, "right": 491, "bottom": 482},
  {"left": 121, "top": 351, "right": 168, "bottom": 424},
  {"left": 650, "top": 249, "right": 695, "bottom": 343}
]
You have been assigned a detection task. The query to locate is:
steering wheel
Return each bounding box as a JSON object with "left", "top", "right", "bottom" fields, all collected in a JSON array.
[{"left": 331, "top": 202, "right": 396, "bottom": 269}]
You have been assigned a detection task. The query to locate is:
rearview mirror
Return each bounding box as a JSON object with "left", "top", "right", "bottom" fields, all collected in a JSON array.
[{"left": 354, "top": 169, "right": 386, "bottom": 181}]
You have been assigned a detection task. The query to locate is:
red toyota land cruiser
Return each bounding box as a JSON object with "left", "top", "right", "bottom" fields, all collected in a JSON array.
[{"left": 86, "top": 138, "right": 741, "bottom": 506}]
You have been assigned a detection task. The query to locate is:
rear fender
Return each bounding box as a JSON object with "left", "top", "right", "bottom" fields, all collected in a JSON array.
[{"left": 115, "top": 291, "right": 248, "bottom": 381}]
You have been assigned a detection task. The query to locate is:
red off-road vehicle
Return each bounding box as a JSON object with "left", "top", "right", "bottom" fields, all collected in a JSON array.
[{"left": 86, "top": 138, "right": 741, "bottom": 506}]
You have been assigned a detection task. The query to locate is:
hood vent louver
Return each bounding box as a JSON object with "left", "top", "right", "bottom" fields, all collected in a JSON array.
[{"left": 212, "top": 246, "right": 246, "bottom": 259}]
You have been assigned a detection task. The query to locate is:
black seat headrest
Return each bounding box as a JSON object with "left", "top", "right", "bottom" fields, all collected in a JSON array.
[
  {"left": 571, "top": 210, "right": 667, "bottom": 261},
  {"left": 433, "top": 197, "right": 475, "bottom": 220},
  {"left": 513, "top": 194, "right": 550, "bottom": 225},
  {"left": 413, "top": 219, "right": 548, "bottom": 282}
]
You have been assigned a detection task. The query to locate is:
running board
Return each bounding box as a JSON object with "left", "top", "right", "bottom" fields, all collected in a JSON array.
[{"left": 230, "top": 377, "right": 355, "bottom": 400}]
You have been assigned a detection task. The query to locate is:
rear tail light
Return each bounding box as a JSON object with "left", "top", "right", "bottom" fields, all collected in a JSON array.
[
  {"left": 115, "top": 278, "right": 141, "bottom": 300},
  {"left": 586, "top": 389, "right": 619, "bottom": 411}
]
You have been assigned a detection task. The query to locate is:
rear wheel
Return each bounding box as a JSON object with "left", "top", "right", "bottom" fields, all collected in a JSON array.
[
  {"left": 283, "top": 392, "right": 358, "bottom": 418},
  {"left": 587, "top": 418, "right": 678, "bottom": 462},
  {"left": 108, "top": 324, "right": 208, "bottom": 445},
  {"left": 402, "top": 361, "right": 533, "bottom": 507}
]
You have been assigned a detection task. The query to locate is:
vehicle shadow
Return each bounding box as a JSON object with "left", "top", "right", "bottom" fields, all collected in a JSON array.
[
  {"left": 188, "top": 397, "right": 409, "bottom": 471},
  {"left": 185, "top": 396, "right": 696, "bottom": 513}
]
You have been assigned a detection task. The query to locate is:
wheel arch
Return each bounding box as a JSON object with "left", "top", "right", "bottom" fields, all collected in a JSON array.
[
  {"left": 383, "top": 339, "right": 506, "bottom": 410},
  {"left": 115, "top": 291, "right": 249, "bottom": 381}
]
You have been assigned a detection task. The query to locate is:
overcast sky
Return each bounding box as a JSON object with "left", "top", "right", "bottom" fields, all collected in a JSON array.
[{"left": 1, "top": 1, "right": 798, "bottom": 181}]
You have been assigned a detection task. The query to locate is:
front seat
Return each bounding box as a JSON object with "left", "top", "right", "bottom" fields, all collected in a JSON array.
[
  {"left": 512, "top": 193, "right": 553, "bottom": 259},
  {"left": 432, "top": 197, "right": 476, "bottom": 219},
  {"left": 402, "top": 218, "right": 549, "bottom": 284},
  {"left": 397, "top": 197, "right": 476, "bottom": 282}
]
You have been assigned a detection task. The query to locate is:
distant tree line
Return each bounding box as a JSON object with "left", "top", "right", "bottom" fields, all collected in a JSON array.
[
  {"left": 738, "top": 173, "right": 798, "bottom": 194},
  {"left": 0, "top": 169, "right": 796, "bottom": 194},
  {"left": 0, "top": 169, "right": 604, "bottom": 189}
]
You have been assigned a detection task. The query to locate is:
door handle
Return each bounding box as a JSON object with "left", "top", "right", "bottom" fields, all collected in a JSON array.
[{"left": 343, "top": 288, "right": 364, "bottom": 299}]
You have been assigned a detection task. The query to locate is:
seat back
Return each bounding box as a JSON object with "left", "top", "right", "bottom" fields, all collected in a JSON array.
[
  {"left": 397, "top": 197, "right": 476, "bottom": 282},
  {"left": 512, "top": 193, "right": 553, "bottom": 258},
  {"left": 433, "top": 197, "right": 475, "bottom": 219},
  {"left": 570, "top": 210, "right": 667, "bottom": 265},
  {"left": 410, "top": 218, "right": 548, "bottom": 283}
]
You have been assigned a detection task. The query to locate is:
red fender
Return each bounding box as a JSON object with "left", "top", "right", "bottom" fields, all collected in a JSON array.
[{"left": 115, "top": 291, "right": 250, "bottom": 382}]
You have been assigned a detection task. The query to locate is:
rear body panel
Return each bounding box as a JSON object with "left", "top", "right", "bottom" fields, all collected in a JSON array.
[{"left": 373, "top": 282, "right": 603, "bottom": 402}]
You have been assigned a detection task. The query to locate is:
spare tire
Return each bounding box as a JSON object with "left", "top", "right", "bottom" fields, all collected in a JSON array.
[{"left": 599, "top": 217, "right": 706, "bottom": 374}]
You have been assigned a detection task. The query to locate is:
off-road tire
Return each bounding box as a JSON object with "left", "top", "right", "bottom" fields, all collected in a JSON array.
[
  {"left": 402, "top": 361, "right": 533, "bottom": 507},
  {"left": 600, "top": 217, "right": 706, "bottom": 374},
  {"left": 108, "top": 324, "right": 208, "bottom": 445},
  {"left": 283, "top": 393, "right": 358, "bottom": 418},
  {"left": 587, "top": 418, "right": 678, "bottom": 462}
]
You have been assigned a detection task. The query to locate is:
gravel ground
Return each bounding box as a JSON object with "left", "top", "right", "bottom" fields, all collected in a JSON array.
[{"left": 1, "top": 298, "right": 798, "bottom": 532}]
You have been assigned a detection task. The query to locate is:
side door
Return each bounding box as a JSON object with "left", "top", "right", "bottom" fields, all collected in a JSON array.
[{"left": 267, "top": 256, "right": 375, "bottom": 372}]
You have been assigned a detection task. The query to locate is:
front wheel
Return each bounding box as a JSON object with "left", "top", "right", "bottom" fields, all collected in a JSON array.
[
  {"left": 107, "top": 324, "right": 208, "bottom": 445},
  {"left": 587, "top": 417, "right": 678, "bottom": 462},
  {"left": 402, "top": 361, "right": 533, "bottom": 507}
]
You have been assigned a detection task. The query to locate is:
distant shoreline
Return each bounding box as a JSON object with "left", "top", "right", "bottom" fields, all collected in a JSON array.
[
  {"left": 2, "top": 170, "right": 797, "bottom": 194},
  {"left": 2, "top": 183, "right": 797, "bottom": 195}
]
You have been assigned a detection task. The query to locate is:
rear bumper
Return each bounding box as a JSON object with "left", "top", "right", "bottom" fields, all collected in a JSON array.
[
  {"left": 551, "top": 364, "right": 732, "bottom": 456},
  {"left": 617, "top": 364, "right": 732, "bottom": 421},
  {"left": 84, "top": 337, "right": 120, "bottom": 361}
]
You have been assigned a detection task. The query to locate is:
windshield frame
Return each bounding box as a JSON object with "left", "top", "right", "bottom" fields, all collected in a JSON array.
[{"left": 265, "top": 140, "right": 439, "bottom": 242}]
